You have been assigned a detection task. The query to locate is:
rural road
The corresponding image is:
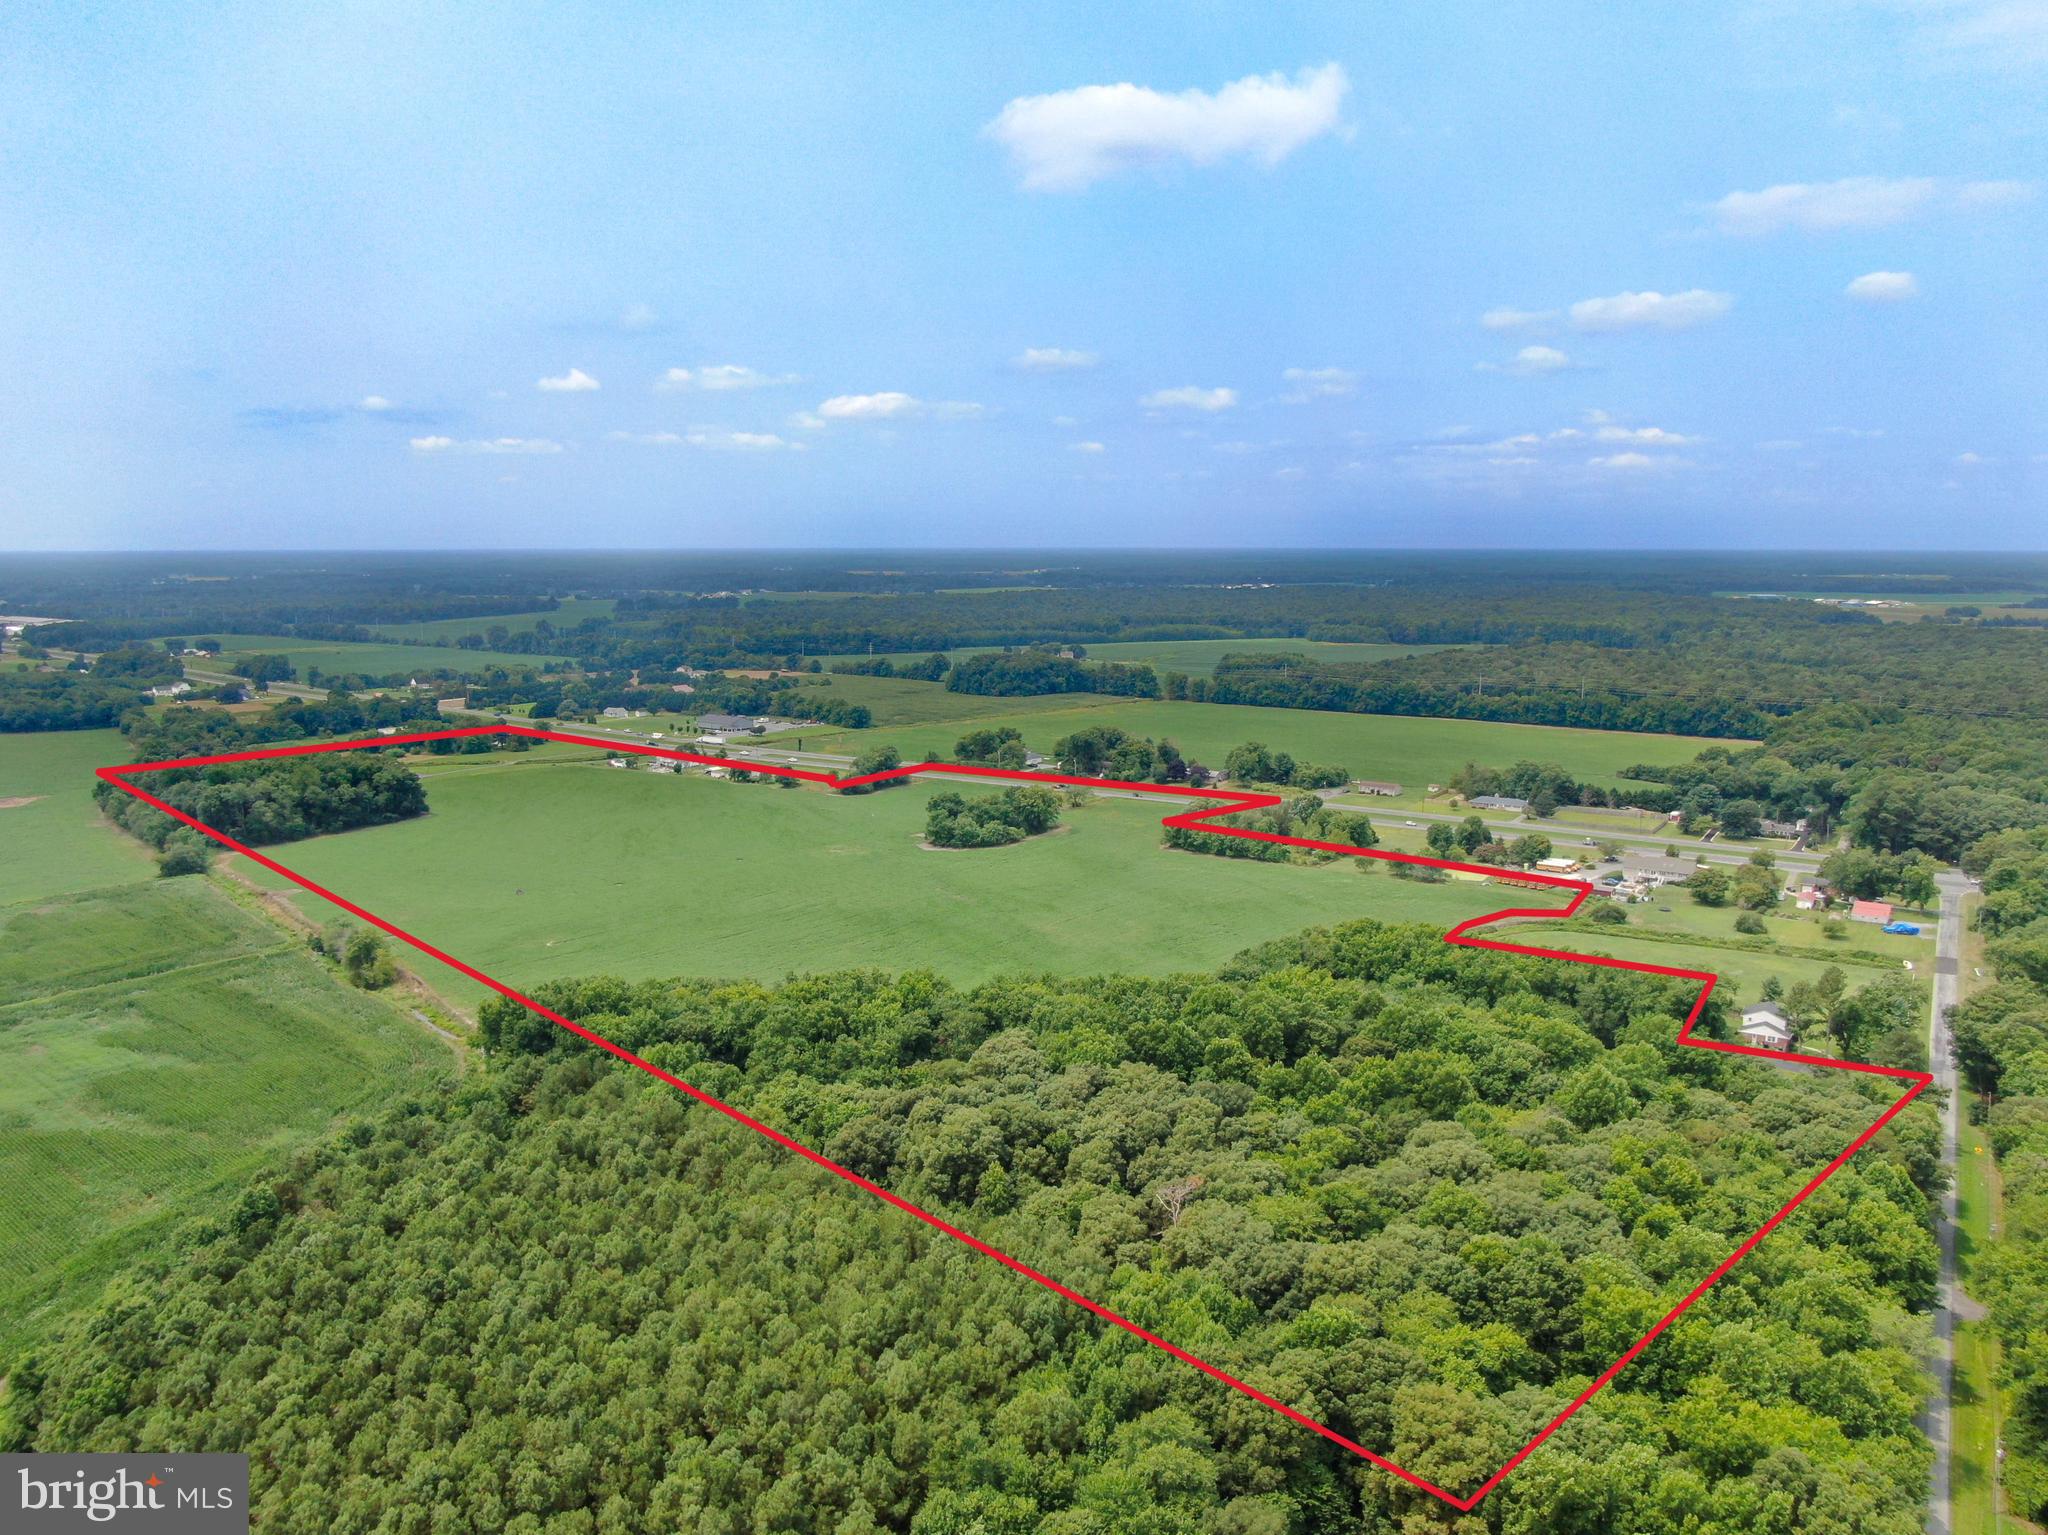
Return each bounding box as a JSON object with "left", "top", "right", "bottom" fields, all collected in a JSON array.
[{"left": 1926, "top": 870, "right": 1972, "bottom": 1535}]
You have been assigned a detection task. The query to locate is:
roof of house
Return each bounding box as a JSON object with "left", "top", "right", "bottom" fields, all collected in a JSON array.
[
  {"left": 1469, "top": 794, "right": 1527, "bottom": 810},
  {"left": 1621, "top": 853, "right": 1699, "bottom": 879},
  {"left": 1742, "top": 1001, "right": 1791, "bottom": 1025},
  {"left": 1353, "top": 779, "right": 1402, "bottom": 793},
  {"left": 697, "top": 713, "right": 759, "bottom": 730},
  {"left": 1850, "top": 899, "right": 1894, "bottom": 921}
]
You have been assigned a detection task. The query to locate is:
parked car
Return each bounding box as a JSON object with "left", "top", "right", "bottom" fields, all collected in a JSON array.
[{"left": 1881, "top": 921, "right": 1921, "bottom": 935}]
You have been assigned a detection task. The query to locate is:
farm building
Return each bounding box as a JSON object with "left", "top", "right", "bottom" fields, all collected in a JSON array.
[
  {"left": 1738, "top": 1002, "right": 1796, "bottom": 1050},
  {"left": 1469, "top": 795, "right": 1528, "bottom": 812},
  {"left": 1849, "top": 899, "right": 1894, "bottom": 924},
  {"left": 1352, "top": 780, "right": 1403, "bottom": 797},
  {"left": 698, "top": 713, "right": 763, "bottom": 733},
  {"left": 148, "top": 681, "right": 192, "bottom": 698},
  {"left": 602, "top": 707, "right": 631, "bottom": 719}
]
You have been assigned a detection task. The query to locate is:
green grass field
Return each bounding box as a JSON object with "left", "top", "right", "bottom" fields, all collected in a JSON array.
[
  {"left": 783, "top": 689, "right": 1736, "bottom": 794},
  {"left": 368, "top": 596, "right": 618, "bottom": 642},
  {"left": 1514, "top": 922, "right": 1919, "bottom": 1002},
  {"left": 0, "top": 730, "right": 155, "bottom": 905},
  {"left": 0, "top": 879, "right": 453, "bottom": 1349},
  {"left": 239, "top": 760, "right": 1531, "bottom": 1003},
  {"left": 820, "top": 637, "right": 1474, "bottom": 678},
  {"left": 201, "top": 633, "right": 565, "bottom": 677}
]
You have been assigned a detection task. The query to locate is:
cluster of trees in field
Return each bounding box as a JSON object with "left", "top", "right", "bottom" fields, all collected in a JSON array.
[
  {"left": 0, "top": 671, "right": 148, "bottom": 731},
  {"left": 1221, "top": 740, "right": 1349, "bottom": 790},
  {"left": 468, "top": 670, "right": 875, "bottom": 730},
  {"left": 1165, "top": 796, "right": 1379, "bottom": 863},
  {"left": 924, "top": 787, "right": 1063, "bottom": 849},
  {"left": 1050, "top": 726, "right": 1205, "bottom": 785},
  {"left": 118, "top": 692, "right": 447, "bottom": 761},
  {"left": 953, "top": 726, "right": 1032, "bottom": 769},
  {"left": 830, "top": 652, "right": 949, "bottom": 680},
  {"left": 1419, "top": 815, "right": 1556, "bottom": 871},
  {"left": 4, "top": 922, "right": 1939, "bottom": 1532},
  {"left": 944, "top": 648, "right": 1161, "bottom": 699},
  {"left": 95, "top": 753, "right": 427, "bottom": 871}
]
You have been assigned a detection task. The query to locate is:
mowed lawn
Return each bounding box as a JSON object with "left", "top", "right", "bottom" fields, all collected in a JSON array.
[
  {"left": 241, "top": 761, "right": 1533, "bottom": 1002},
  {"left": 0, "top": 880, "right": 453, "bottom": 1349},
  {"left": 785, "top": 688, "right": 1735, "bottom": 792},
  {"left": 0, "top": 729, "right": 155, "bottom": 905},
  {"left": 201, "top": 633, "right": 564, "bottom": 676}
]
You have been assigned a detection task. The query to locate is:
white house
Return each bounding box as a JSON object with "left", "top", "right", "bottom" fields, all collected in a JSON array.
[
  {"left": 148, "top": 681, "right": 192, "bottom": 698},
  {"left": 1738, "top": 1002, "right": 1796, "bottom": 1051}
]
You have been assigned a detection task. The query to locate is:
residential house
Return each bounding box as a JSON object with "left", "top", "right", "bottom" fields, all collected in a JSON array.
[
  {"left": 602, "top": 706, "right": 631, "bottom": 719},
  {"left": 1469, "top": 794, "right": 1528, "bottom": 812},
  {"left": 1620, "top": 852, "right": 1700, "bottom": 887},
  {"left": 148, "top": 681, "right": 193, "bottom": 698},
  {"left": 1352, "top": 780, "right": 1403, "bottom": 797},
  {"left": 1794, "top": 886, "right": 1827, "bottom": 911},
  {"left": 1849, "top": 899, "right": 1894, "bottom": 925},
  {"left": 1738, "top": 1002, "right": 1796, "bottom": 1051}
]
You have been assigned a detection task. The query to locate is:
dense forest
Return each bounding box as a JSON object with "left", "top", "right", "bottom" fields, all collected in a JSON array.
[
  {"left": 5, "top": 922, "right": 1939, "bottom": 1532},
  {"left": 95, "top": 752, "right": 428, "bottom": 864}
]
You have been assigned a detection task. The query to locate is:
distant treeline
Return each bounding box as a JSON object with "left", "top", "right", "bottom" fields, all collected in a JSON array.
[{"left": 944, "top": 649, "right": 1160, "bottom": 698}]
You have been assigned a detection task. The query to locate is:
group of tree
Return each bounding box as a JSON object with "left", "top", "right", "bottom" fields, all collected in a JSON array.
[
  {"left": 952, "top": 726, "right": 1030, "bottom": 770},
  {"left": 1690, "top": 855, "right": 1786, "bottom": 913},
  {"left": 944, "top": 648, "right": 1161, "bottom": 699},
  {"left": 1422, "top": 815, "right": 1554, "bottom": 870},
  {"left": 95, "top": 751, "right": 428, "bottom": 870},
  {"left": 1051, "top": 726, "right": 1206, "bottom": 785},
  {"left": 1222, "top": 741, "right": 1348, "bottom": 790},
  {"left": 1164, "top": 795, "right": 1379, "bottom": 864},
  {"left": 925, "top": 787, "right": 1063, "bottom": 848},
  {"left": 830, "top": 652, "right": 949, "bottom": 681},
  {"left": 1816, "top": 846, "right": 1942, "bottom": 911},
  {"left": 3, "top": 917, "right": 1941, "bottom": 1532}
]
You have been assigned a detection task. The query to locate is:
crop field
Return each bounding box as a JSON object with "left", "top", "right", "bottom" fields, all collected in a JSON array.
[
  {"left": 0, "top": 729, "right": 154, "bottom": 905},
  {"left": 368, "top": 596, "right": 618, "bottom": 642},
  {"left": 238, "top": 759, "right": 1524, "bottom": 1003},
  {"left": 819, "top": 636, "right": 1474, "bottom": 677},
  {"left": 782, "top": 687, "right": 1736, "bottom": 792},
  {"left": 0, "top": 879, "right": 453, "bottom": 1349},
  {"left": 201, "top": 633, "right": 565, "bottom": 676}
]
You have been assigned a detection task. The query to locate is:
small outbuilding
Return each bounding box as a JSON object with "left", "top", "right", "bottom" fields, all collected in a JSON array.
[{"left": 1849, "top": 899, "right": 1894, "bottom": 925}]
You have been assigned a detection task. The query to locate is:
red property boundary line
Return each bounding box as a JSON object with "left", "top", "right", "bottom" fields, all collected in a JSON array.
[{"left": 97, "top": 725, "right": 1933, "bottom": 1511}]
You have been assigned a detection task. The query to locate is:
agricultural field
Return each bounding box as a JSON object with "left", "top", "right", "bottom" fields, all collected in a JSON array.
[
  {"left": 1521, "top": 920, "right": 1922, "bottom": 1004},
  {"left": 238, "top": 758, "right": 1529, "bottom": 1004},
  {"left": 201, "top": 633, "right": 566, "bottom": 677},
  {"left": 368, "top": 596, "right": 618, "bottom": 642},
  {"left": 819, "top": 636, "right": 1474, "bottom": 677},
  {"left": 0, "top": 729, "right": 154, "bottom": 904},
  {"left": 0, "top": 879, "right": 453, "bottom": 1350},
  {"left": 784, "top": 686, "right": 1738, "bottom": 794}
]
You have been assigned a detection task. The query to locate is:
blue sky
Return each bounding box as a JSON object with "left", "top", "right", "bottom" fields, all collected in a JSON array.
[{"left": 2, "top": 1, "right": 2043, "bottom": 549}]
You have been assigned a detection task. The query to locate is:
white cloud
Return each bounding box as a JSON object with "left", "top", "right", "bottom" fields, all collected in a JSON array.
[
  {"left": 1710, "top": 175, "right": 2035, "bottom": 234},
  {"left": 1273, "top": 465, "right": 1307, "bottom": 481},
  {"left": 818, "top": 391, "right": 920, "bottom": 420},
  {"left": 1481, "top": 307, "right": 1556, "bottom": 331},
  {"left": 1595, "top": 424, "right": 1697, "bottom": 445},
  {"left": 1955, "top": 450, "right": 1986, "bottom": 465},
  {"left": 1569, "top": 289, "right": 1733, "bottom": 331},
  {"left": 610, "top": 428, "right": 800, "bottom": 451},
  {"left": 359, "top": 395, "right": 394, "bottom": 412},
  {"left": 932, "top": 400, "right": 986, "bottom": 419},
  {"left": 1141, "top": 385, "right": 1237, "bottom": 412},
  {"left": 536, "top": 367, "right": 600, "bottom": 392},
  {"left": 1051, "top": 414, "right": 1079, "bottom": 428},
  {"left": 987, "top": 63, "right": 1349, "bottom": 191},
  {"left": 607, "top": 431, "right": 685, "bottom": 446},
  {"left": 1589, "top": 451, "right": 1685, "bottom": 471},
  {"left": 789, "top": 411, "right": 827, "bottom": 431},
  {"left": 1846, "top": 270, "right": 1920, "bottom": 302},
  {"left": 620, "top": 303, "right": 659, "bottom": 332},
  {"left": 1478, "top": 344, "right": 1573, "bottom": 375},
  {"left": 658, "top": 364, "right": 800, "bottom": 391},
  {"left": 1016, "top": 347, "right": 1099, "bottom": 371},
  {"left": 1281, "top": 366, "right": 1357, "bottom": 400},
  {"left": 1070, "top": 440, "right": 1106, "bottom": 454},
  {"left": 411, "top": 436, "right": 563, "bottom": 455}
]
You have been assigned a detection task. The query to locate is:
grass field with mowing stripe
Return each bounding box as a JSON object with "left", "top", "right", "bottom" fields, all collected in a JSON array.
[
  {"left": 239, "top": 761, "right": 1525, "bottom": 1002},
  {"left": 0, "top": 729, "right": 155, "bottom": 905},
  {"left": 0, "top": 879, "right": 453, "bottom": 1350}
]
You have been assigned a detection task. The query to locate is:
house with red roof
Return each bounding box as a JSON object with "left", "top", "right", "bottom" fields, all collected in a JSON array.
[{"left": 1848, "top": 899, "right": 1893, "bottom": 924}]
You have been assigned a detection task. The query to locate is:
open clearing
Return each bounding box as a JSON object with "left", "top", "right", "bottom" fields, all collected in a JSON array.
[
  {"left": 776, "top": 687, "right": 1738, "bottom": 792},
  {"left": 200, "top": 632, "right": 565, "bottom": 676},
  {"left": 819, "top": 636, "right": 1475, "bottom": 677},
  {"left": 241, "top": 759, "right": 1523, "bottom": 1003},
  {"left": 0, "top": 879, "right": 453, "bottom": 1350},
  {"left": 368, "top": 596, "right": 618, "bottom": 642},
  {"left": 0, "top": 729, "right": 155, "bottom": 904}
]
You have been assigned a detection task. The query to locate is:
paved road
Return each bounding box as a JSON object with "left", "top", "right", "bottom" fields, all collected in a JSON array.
[{"left": 1927, "top": 871, "right": 1972, "bottom": 1535}]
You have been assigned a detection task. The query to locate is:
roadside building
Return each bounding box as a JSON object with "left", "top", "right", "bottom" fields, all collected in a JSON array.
[
  {"left": 1738, "top": 1002, "right": 1797, "bottom": 1051},
  {"left": 1534, "top": 856, "right": 1583, "bottom": 874},
  {"left": 602, "top": 706, "right": 631, "bottom": 719},
  {"left": 1469, "top": 794, "right": 1528, "bottom": 812},
  {"left": 698, "top": 712, "right": 763, "bottom": 733},
  {"left": 1620, "top": 852, "right": 1699, "bottom": 887},
  {"left": 1352, "top": 780, "right": 1403, "bottom": 797},
  {"left": 1849, "top": 899, "right": 1894, "bottom": 925}
]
